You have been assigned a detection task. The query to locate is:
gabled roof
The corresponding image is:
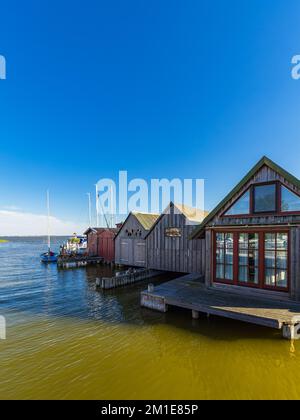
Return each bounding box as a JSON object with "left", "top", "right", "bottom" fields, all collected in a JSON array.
[
  {"left": 145, "top": 202, "right": 208, "bottom": 239},
  {"left": 174, "top": 203, "right": 209, "bottom": 222},
  {"left": 190, "top": 156, "right": 300, "bottom": 239},
  {"left": 114, "top": 211, "right": 160, "bottom": 239},
  {"left": 83, "top": 227, "right": 105, "bottom": 235},
  {"left": 133, "top": 212, "right": 160, "bottom": 230}
]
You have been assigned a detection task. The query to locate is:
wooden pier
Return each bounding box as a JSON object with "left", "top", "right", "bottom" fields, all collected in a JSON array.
[
  {"left": 96, "top": 268, "right": 162, "bottom": 290},
  {"left": 57, "top": 255, "right": 104, "bottom": 268},
  {"left": 141, "top": 274, "right": 300, "bottom": 339}
]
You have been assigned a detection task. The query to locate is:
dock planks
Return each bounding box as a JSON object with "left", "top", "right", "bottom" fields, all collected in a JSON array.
[{"left": 141, "top": 274, "right": 300, "bottom": 339}]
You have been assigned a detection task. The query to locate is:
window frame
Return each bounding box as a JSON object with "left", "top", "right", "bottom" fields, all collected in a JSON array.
[
  {"left": 213, "top": 228, "right": 290, "bottom": 292},
  {"left": 279, "top": 184, "right": 300, "bottom": 215},
  {"left": 252, "top": 181, "right": 278, "bottom": 215},
  {"left": 222, "top": 181, "right": 300, "bottom": 218}
]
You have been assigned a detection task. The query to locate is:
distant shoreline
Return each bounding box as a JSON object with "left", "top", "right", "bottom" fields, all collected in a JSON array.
[{"left": 0, "top": 235, "right": 69, "bottom": 238}]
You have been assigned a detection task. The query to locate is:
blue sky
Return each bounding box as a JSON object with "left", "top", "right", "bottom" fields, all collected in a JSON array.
[{"left": 1, "top": 0, "right": 300, "bottom": 234}]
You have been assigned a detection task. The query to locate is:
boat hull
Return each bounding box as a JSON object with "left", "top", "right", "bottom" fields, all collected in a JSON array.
[{"left": 40, "top": 253, "right": 58, "bottom": 263}]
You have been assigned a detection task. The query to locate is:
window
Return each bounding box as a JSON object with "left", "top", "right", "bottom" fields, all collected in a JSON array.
[
  {"left": 165, "top": 228, "right": 181, "bottom": 237},
  {"left": 215, "top": 233, "right": 234, "bottom": 281},
  {"left": 224, "top": 190, "right": 250, "bottom": 216},
  {"left": 214, "top": 231, "right": 289, "bottom": 291},
  {"left": 253, "top": 184, "right": 276, "bottom": 213},
  {"left": 281, "top": 186, "right": 300, "bottom": 212},
  {"left": 264, "top": 233, "right": 288, "bottom": 289},
  {"left": 238, "top": 233, "right": 259, "bottom": 285}
]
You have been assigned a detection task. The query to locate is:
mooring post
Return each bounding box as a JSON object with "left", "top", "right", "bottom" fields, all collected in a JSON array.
[
  {"left": 282, "top": 324, "right": 300, "bottom": 340},
  {"left": 192, "top": 310, "right": 199, "bottom": 319},
  {"left": 148, "top": 283, "right": 154, "bottom": 293}
]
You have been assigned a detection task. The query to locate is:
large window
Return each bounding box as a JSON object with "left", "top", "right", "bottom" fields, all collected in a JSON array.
[
  {"left": 253, "top": 184, "right": 276, "bottom": 213},
  {"left": 214, "top": 231, "right": 289, "bottom": 291},
  {"left": 264, "top": 233, "right": 288, "bottom": 289},
  {"left": 216, "top": 233, "right": 233, "bottom": 281},
  {"left": 281, "top": 186, "right": 300, "bottom": 212},
  {"left": 223, "top": 182, "right": 300, "bottom": 216},
  {"left": 238, "top": 233, "right": 259, "bottom": 285},
  {"left": 224, "top": 190, "right": 250, "bottom": 216}
]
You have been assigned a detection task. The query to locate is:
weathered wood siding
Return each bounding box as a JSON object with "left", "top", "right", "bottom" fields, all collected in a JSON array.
[
  {"left": 205, "top": 229, "right": 212, "bottom": 287},
  {"left": 87, "top": 231, "right": 101, "bottom": 256},
  {"left": 98, "top": 229, "right": 115, "bottom": 262},
  {"left": 115, "top": 214, "right": 148, "bottom": 267},
  {"left": 290, "top": 227, "right": 300, "bottom": 300},
  {"left": 146, "top": 206, "right": 205, "bottom": 274}
]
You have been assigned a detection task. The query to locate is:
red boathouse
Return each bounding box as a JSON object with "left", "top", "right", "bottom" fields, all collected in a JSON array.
[{"left": 84, "top": 226, "right": 121, "bottom": 262}]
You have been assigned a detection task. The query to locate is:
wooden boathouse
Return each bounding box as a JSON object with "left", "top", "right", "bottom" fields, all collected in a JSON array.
[
  {"left": 85, "top": 225, "right": 122, "bottom": 262},
  {"left": 141, "top": 157, "right": 300, "bottom": 339},
  {"left": 84, "top": 227, "right": 105, "bottom": 256},
  {"left": 114, "top": 212, "right": 159, "bottom": 267},
  {"left": 191, "top": 156, "right": 300, "bottom": 301},
  {"left": 146, "top": 202, "right": 207, "bottom": 274}
]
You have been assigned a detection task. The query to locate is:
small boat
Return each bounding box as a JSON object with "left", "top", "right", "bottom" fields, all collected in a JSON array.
[
  {"left": 40, "top": 190, "right": 58, "bottom": 263},
  {"left": 40, "top": 251, "right": 57, "bottom": 263}
]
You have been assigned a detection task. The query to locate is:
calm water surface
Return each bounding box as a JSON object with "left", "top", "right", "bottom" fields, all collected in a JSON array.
[{"left": 1, "top": 237, "right": 300, "bottom": 400}]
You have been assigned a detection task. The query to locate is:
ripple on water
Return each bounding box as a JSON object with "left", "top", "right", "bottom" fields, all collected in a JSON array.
[{"left": 1, "top": 237, "right": 300, "bottom": 399}]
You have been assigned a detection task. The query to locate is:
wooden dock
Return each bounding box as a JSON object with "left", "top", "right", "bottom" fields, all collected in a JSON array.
[
  {"left": 57, "top": 255, "right": 104, "bottom": 268},
  {"left": 141, "top": 274, "right": 300, "bottom": 339},
  {"left": 96, "top": 268, "right": 162, "bottom": 290}
]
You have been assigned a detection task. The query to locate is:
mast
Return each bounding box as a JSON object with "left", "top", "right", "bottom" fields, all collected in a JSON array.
[
  {"left": 95, "top": 184, "right": 99, "bottom": 227},
  {"left": 47, "top": 189, "right": 51, "bottom": 251},
  {"left": 110, "top": 185, "right": 113, "bottom": 228},
  {"left": 87, "top": 192, "right": 92, "bottom": 227}
]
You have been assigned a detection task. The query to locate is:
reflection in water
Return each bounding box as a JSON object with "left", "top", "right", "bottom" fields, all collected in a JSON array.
[{"left": 0, "top": 237, "right": 300, "bottom": 399}]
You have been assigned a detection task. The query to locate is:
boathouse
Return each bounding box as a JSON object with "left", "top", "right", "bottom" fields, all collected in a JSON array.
[
  {"left": 146, "top": 202, "right": 207, "bottom": 274},
  {"left": 84, "top": 226, "right": 121, "bottom": 262},
  {"left": 190, "top": 156, "right": 300, "bottom": 301},
  {"left": 84, "top": 227, "right": 105, "bottom": 256},
  {"left": 114, "top": 212, "right": 159, "bottom": 267}
]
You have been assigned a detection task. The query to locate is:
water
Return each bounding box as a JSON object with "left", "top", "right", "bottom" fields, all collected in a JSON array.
[{"left": 1, "top": 237, "right": 300, "bottom": 400}]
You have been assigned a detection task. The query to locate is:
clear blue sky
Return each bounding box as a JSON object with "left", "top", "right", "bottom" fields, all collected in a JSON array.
[{"left": 1, "top": 0, "right": 300, "bottom": 232}]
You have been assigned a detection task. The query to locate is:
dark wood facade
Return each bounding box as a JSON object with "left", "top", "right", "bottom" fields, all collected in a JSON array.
[
  {"left": 146, "top": 202, "right": 206, "bottom": 274},
  {"left": 114, "top": 212, "right": 159, "bottom": 267},
  {"left": 191, "top": 157, "right": 300, "bottom": 301}
]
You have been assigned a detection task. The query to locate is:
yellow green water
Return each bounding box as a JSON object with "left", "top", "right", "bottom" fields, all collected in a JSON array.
[{"left": 1, "top": 237, "right": 300, "bottom": 400}]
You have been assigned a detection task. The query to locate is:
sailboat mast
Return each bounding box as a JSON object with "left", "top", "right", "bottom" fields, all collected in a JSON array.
[
  {"left": 95, "top": 184, "right": 99, "bottom": 227},
  {"left": 87, "top": 192, "right": 92, "bottom": 226},
  {"left": 47, "top": 190, "right": 51, "bottom": 251}
]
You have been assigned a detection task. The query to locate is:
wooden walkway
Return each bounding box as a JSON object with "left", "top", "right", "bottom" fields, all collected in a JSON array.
[{"left": 141, "top": 274, "right": 300, "bottom": 339}]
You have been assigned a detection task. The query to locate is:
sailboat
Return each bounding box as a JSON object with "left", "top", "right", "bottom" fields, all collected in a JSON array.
[{"left": 40, "top": 190, "right": 58, "bottom": 263}]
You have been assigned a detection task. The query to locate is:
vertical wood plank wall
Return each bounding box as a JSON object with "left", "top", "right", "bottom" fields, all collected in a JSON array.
[
  {"left": 115, "top": 215, "right": 148, "bottom": 267},
  {"left": 146, "top": 207, "right": 205, "bottom": 274}
]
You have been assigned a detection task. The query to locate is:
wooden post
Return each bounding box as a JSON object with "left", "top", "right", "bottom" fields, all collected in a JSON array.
[
  {"left": 192, "top": 310, "right": 199, "bottom": 319},
  {"left": 282, "top": 324, "right": 300, "bottom": 340}
]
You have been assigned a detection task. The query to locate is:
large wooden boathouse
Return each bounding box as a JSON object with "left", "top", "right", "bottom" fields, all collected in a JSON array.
[
  {"left": 141, "top": 157, "right": 300, "bottom": 339},
  {"left": 191, "top": 156, "right": 300, "bottom": 301},
  {"left": 146, "top": 202, "right": 207, "bottom": 274}
]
